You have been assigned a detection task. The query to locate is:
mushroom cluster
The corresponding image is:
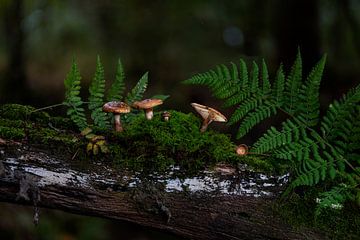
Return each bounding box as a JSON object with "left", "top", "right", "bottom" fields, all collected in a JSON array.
[
  {"left": 102, "top": 98, "right": 164, "bottom": 132},
  {"left": 102, "top": 100, "right": 228, "bottom": 133}
]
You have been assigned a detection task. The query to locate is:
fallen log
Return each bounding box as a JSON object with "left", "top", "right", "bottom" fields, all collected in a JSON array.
[{"left": 0, "top": 142, "right": 324, "bottom": 240}]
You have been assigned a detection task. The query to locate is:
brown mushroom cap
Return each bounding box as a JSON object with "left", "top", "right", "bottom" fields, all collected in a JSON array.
[
  {"left": 162, "top": 111, "right": 171, "bottom": 117},
  {"left": 236, "top": 144, "right": 249, "bottom": 156},
  {"left": 190, "top": 103, "right": 227, "bottom": 122},
  {"left": 102, "top": 101, "right": 131, "bottom": 114},
  {"left": 132, "top": 99, "right": 163, "bottom": 109}
]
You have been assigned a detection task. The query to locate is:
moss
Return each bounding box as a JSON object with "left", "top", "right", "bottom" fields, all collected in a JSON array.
[
  {"left": 0, "top": 104, "right": 50, "bottom": 124},
  {"left": 0, "top": 126, "right": 26, "bottom": 139},
  {"left": 274, "top": 189, "right": 360, "bottom": 239},
  {"left": 93, "top": 111, "right": 259, "bottom": 172},
  {"left": 0, "top": 104, "right": 272, "bottom": 174}
]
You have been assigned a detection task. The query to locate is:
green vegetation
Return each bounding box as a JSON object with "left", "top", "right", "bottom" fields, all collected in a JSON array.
[
  {"left": 184, "top": 51, "right": 360, "bottom": 230},
  {"left": 88, "top": 56, "right": 110, "bottom": 129},
  {"left": 63, "top": 57, "right": 150, "bottom": 131},
  {"left": 0, "top": 104, "right": 269, "bottom": 173}
]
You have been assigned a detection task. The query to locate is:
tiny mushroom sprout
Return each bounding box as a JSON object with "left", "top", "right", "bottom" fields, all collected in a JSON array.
[
  {"left": 162, "top": 111, "right": 171, "bottom": 121},
  {"left": 132, "top": 98, "right": 163, "bottom": 120},
  {"left": 191, "top": 103, "right": 227, "bottom": 132},
  {"left": 102, "top": 101, "right": 131, "bottom": 132},
  {"left": 236, "top": 144, "right": 249, "bottom": 156}
]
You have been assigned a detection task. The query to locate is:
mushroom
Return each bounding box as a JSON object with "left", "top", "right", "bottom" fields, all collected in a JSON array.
[
  {"left": 191, "top": 103, "right": 227, "bottom": 132},
  {"left": 102, "top": 101, "right": 131, "bottom": 132},
  {"left": 236, "top": 144, "right": 249, "bottom": 156},
  {"left": 162, "top": 111, "right": 171, "bottom": 121},
  {"left": 132, "top": 99, "right": 163, "bottom": 120}
]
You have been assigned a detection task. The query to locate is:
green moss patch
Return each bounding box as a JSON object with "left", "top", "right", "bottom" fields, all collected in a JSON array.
[{"left": 0, "top": 104, "right": 272, "bottom": 173}]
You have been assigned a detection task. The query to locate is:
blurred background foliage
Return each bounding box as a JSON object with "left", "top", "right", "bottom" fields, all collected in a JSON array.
[{"left": 0, "top": 0, "right": 359, "bottom": 239}]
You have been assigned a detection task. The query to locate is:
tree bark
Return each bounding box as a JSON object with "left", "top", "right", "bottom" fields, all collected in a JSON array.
[{"left": 0, "top": 142, "right": 324, "bottom": 240}]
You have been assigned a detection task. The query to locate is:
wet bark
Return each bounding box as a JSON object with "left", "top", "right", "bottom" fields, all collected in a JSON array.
[{"left": 0, "top": 142, "right": 324, "bottom": 240}]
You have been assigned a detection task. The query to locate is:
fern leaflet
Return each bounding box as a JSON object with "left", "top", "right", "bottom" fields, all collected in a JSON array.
[
  {"left": 107, "top": 58, "right": 126, "bottom": 101},
  {"left": 63, "top": 59, "right": 87, "bottom": 130},
  {"left": 125, "top": 72, "right": 149, "bottom": 104},
  {"left": 88, "top": 56, "right": 110, "bottom": 129}
]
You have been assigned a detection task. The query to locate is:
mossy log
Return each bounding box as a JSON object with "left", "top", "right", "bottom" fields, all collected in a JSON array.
[
  {"left": 0, "top": 142, "right": 326, "bottom": 240},
  {"left": 0, "top": 104, "right": 325, "bottom": 239}
]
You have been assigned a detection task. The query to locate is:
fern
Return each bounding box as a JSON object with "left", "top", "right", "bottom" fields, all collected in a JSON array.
[
  {"left": 284, "top": 49, "right": 302, "bottom": 114},
  {"left": 88, "top": 56, "right": 110, "bottom": 129},
  {"left": 125, "top": 72, "right": 149, "bottom": 104},
  {"left": 64, "top": 56, "right": 154, "bottom": 131},
  {"left": 107, "top": 58, "right": 126, "bottom": 101},
  {"left": 184, "top": 51, "right": 360, "bottom": 211},
  {"left": 63, "top": 59, "right": 87, "bottom": 130}
]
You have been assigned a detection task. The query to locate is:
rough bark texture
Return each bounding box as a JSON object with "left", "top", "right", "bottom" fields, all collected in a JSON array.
[{"left": 0, "top": 142, "right": 324, "bottom": 240}]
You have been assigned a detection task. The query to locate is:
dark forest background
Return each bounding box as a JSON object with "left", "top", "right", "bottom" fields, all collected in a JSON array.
[{"left": 0, "top": 0, "right": 359, "bottom": 239}]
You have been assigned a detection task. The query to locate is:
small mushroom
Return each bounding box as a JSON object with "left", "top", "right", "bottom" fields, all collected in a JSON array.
[
  {"left": 191, "top": 103, "right": 227, "bottom": 132},
  {"left": 102, "top": 101, "right": 131, "bottom": 132},
  {"left": 162, "top": 111, "right": 171, "bottom": 121},
  {"left": 132, "top": 99, "right": 163, "bottom": 120},
  {"left": 236, "top": 144, "right": 249, "bottom": 156}
]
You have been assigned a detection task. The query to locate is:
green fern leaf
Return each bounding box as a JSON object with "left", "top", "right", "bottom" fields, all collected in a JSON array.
[
  {"left": 239, "top": 59, "right": 248, "bottom": 89},
  {"left": 228, "top": 95, "right": 264, "bottom": 125},
  {"left": 297, "top": 55, "right": 326, "bottom": 127},
  {"left": 236, "top": 103, "right": 277, "bottom": 138},
  {"left": 88, "top": 56, "right": 110, "bottom": 129},
  {"left": 126, "top": 72, "right": 148, "bottom": 104},
  {"left": 261, "top": 59, "right": 271, "bottom": 94},
  {"left": 63, "top": 59, "right": 87, "bottom": 130},
  {"left": 284, "top": 50, "right": 302, "bottom": 114},
  {"left": 250, "top": 61, "right": 259, "bottom": 93},
  {"left": 272, "top": 64, "right": 285, "bottom": 106},
  {"left": 107, "top": 58, "right": 126, "bottom": 101}
]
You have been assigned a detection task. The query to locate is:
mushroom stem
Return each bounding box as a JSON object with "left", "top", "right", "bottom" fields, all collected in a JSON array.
[
  {"left": 145, "top": 108, "right": 154, "bottom": 120},
  {"left": 114, "top": 114, "right": 123, "bottom": 132},
  {"left": 200, "top": 117, "right": 213, "bottom": 132}
]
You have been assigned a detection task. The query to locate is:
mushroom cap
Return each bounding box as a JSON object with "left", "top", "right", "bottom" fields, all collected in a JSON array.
[
  {"left": 132, "top": 99, "right": 163, "bottom": 109},
  {"left": 102, "top": 101, "right": 131, "bottom": 114},
  {"left": 190, "top": 103, "right": 227, "bottom": 122},
  {"left": 236, "top": 144, "right": 249, "bottom": 156},
  {"left": 162, "top": 111, "right": 171, "bottom": 117}
]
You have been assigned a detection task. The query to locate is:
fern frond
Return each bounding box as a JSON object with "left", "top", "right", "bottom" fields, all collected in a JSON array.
[
  {"left": 297, "top": 55, "right": 326, "bottom": 127},
  {"left": 107, "top": 58, "right": 126, "bottom": 101},
  {"left": 272, "top": 64, "right": 285, "bottom": 106},
  {"left": 321, "top": 84, "right": 360, "bottom": 142},
  {"left": 261, "top": 59, "right": 271, "bottom": 94},
  {"left": 253, "top": 118, "right": 306, "bottom": 154},
  {"left": 236, "top": 102, "right": 277, "bottom": 138},
  {"left": 63, "top": 59, "right": 87, "bottom": 130},
  {"left": 239, "top": 59, "right": 249, "bottom": 89},
  {"left": 228, "top": 95, "right": 264, "bottom": 125},
  {"left": 250, "top": 61, "right": 259, "bottom": 93},
  {"left": 88, "top": 56, "right": 110, "bottom": 129},
  {"left": 125, "top": 72, "right": 148, "bottom": 104},
  {"left": 284, "top": 50, "right": 302, "bottom": 114}
]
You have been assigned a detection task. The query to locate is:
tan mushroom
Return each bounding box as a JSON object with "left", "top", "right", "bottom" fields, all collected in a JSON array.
[
  {"left": 191, "top": 103, "right": 227, "bottom": 132},
  {"left": 132, "top": 99, "right": 163, "bottom": 120},
  {"left": 102, "top": 101, "right": 131, "bottom": 132},
  {"left": 236, "top": 144, "right": 249, "bottom": 156}
]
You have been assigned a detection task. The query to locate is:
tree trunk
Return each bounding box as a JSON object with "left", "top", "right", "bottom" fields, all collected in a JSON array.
[{"left": 0, "top": 142, "right": 324, "bottom": 240}]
